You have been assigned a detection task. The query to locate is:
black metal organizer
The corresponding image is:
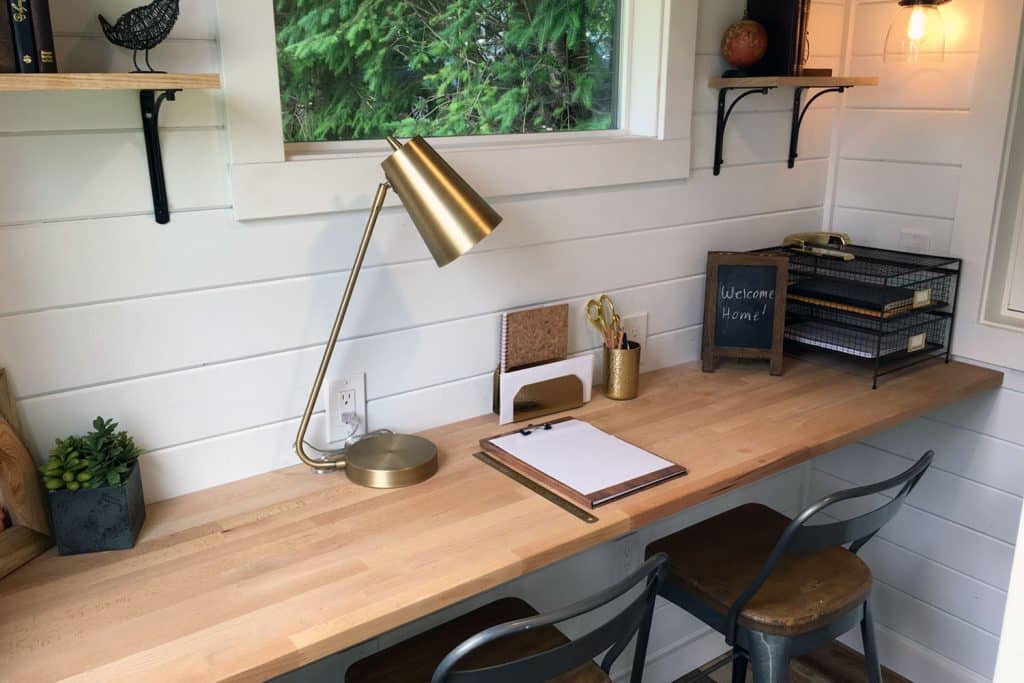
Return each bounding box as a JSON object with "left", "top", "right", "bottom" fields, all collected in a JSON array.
[{"left": 754, "top": 245, "right": 962, "bottom": 389}]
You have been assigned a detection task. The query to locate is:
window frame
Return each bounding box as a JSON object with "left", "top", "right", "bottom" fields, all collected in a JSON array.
[
  {"left": 946, "top": 0, "right": 1024, "bottom": 373},
  {"left": 215, "top": 0, "right": 698, "bottom": 220},
  {"left": 974, "top": 2, "right": 1024, "bottom": 331}
]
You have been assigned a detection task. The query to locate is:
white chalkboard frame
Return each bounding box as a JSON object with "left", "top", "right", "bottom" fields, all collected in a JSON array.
[{"left": 702, "top": 252, "right": 789, "bottom": 375}]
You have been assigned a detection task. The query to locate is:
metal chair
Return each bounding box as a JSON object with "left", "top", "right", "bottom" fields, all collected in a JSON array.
[
  {"left": 345, "top": 553, "right": 668, "bottom": 683},
  {"left": 646, "top": 451, "right": 933, "bottom": 683}
]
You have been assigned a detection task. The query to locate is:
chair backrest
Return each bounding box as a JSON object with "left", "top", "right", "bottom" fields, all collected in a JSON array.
[
  {"left": 725, "top": 450, "right": 934, "bottom": 645},
  {"left": 431, "top": 553, "right": 668, "bottom": 683}
]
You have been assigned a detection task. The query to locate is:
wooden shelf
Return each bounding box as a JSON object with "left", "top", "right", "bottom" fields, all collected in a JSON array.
[
  {"left": 708, "top": 76, "right": 879, "bottom": 89},
  {"left": 709, "top": 75, "right": 879, "bottom": 175},
  {"left": 0, "top": 72, "right": 222, "bottom": 224},
  {"left": 0, "top": 72, "right": 221, "bottom": 92}
]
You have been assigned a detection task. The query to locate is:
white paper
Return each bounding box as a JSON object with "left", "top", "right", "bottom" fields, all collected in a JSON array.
[{"left": 490, "top": 419, "right": 676, "bottom": 497}]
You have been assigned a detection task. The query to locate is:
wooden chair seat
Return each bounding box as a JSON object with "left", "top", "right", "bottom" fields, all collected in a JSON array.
[
  {"left": 647, "top": 503, "right": 872, "bottom": 636},
  {"left": 346, "top": 597, "right": 611, "bottom": 682}
]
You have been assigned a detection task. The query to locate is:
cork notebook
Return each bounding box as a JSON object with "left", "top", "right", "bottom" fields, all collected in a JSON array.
[{"left": 500, "top": 304, "right": 569, "bottom": 372}]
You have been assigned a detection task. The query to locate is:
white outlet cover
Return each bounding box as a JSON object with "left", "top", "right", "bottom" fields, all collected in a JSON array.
[
  {"left": 325, "top": 372, "right": 367, "bottom": 444},
  {"left": 899, "top": 229, "right": 932, "bottom": 254}
]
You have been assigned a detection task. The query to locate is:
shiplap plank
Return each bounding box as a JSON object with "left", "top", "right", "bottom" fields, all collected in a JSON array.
[
  {"left": 928, "top": 387, "right": 1024, "bottom": 447},
  {"left": 840, "top": 621, "right": 991, "bottom": 683},
  {"left": 55, "top": 35, "right": 218, "bottom": 75},
  {"left": 851, "top": 0, "right": 985, "bottom": 56},
  {"left": 833, "top": 207, "right": 955, "bottom": 254},
  {"left": 810, "top": 470, "right": 1015, "bottom": 589},
  {"left": 859, "top": 538, "right": 1007, "bottom": 635},
  {"left": 0, "top": 162, "right": 827, "bottom": 315},
  {"left": 134, "top": 323, "right": 702, "bottom": 503},
  {"left": 0, "top": 89, "right": 222, "bottom": 132},
  {"left": 840, "top": 109, "right": 968, "bottom": 165},
  {"left": 695, "top": 0, "right": 748, "bottom": 55},
  {"left": 870, "top": 581, "right": 1000, "bottom": 678},
  {"left": 55, "top": 0, "right": 218, "bottom": 40},
  {"left": 807, "top": 2, "right": 846, "bottom": 58},
  {"left": 862, "top": 414, "right": 1024, "bottom": 496},
  {"left": 836, "top": 159, "right": 961, "bottom": 218},
  {"left": 14, "top": 276, "right": 710, "bottom": 458},
  {"left": 844, "top": 54, "right": 978, "bottom": 110},
  {"left": 815, "top": 442, "right": 1022, "bottom": 543},
  {"left": 692, "top": 107, "right": 834, "bottom": 169},
  {"left": 0, "top": 208, "right": 820, "bottom": 399},
  {"left": 0, "top": 129, "right": 228, "bottom": 225}
]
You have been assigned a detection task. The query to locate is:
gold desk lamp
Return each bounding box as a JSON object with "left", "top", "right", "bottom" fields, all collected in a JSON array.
[{"left": 294, "top": 136, "right": 502, "bottom": 487}]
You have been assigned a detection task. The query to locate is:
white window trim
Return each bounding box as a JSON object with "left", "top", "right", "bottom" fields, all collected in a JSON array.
[
  {"left": 948, "top": 0, "right": 1024, "bottom": 373},
  {"left": 215, "top": 0, "right": 697, "bottom": 221}
]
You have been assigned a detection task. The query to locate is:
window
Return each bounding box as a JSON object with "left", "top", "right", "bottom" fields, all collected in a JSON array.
[
  {"left": 274, "top": 1, "right": 620, "bottom": 143},
  {"left": 217, "top": 0, "right": 697, "bottom": 220}
]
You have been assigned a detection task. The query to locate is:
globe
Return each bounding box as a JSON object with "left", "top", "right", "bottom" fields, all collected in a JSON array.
[{"left": 722, "top": 18, "right": 768, "bottom": 69}]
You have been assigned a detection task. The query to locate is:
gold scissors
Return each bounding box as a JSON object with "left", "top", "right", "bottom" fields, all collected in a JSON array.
[{"left": 586, "top": 294, "right": 621, "bottom": 348}]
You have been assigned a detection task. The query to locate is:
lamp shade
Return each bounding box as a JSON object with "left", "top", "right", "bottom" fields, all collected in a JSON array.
[
  {"left": 381, "top": 136, "right": 503, "bottom": 267},
  {"left": 884, "top": 0, "right": 948, "bottom": 63}
]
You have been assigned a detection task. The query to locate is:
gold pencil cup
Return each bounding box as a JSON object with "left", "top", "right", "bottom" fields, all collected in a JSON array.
[{"left": 604, "top": 342, "right": 641, "bottom": 400}]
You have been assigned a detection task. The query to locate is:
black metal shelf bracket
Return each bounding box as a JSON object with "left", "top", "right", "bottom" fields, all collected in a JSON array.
[
  {"left": 788, "top": 86, "right": 847, "bottom": 168},
  {"left": 140, "top": 89, "right": 181, "bottom": 225},
  {"left": 714, "top": 86, "right": 774, "bottom": 176}
]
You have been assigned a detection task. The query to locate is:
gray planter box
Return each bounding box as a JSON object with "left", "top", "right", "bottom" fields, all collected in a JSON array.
[{"left": 48, "top": 462, "right": 146, "bottom": 555}]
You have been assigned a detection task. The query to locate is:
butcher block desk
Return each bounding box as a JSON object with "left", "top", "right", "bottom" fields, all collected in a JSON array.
[{"left": 0, "top": 359, "right": 1002, "bottom": 682}]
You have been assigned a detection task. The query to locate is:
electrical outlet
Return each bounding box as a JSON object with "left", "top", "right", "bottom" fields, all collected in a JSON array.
[
  {"left": 325, "top": 372, "right": 367, "bottom": 444},
  {"left": 619, "top": 312, "right": 649, "bottom": 367}
]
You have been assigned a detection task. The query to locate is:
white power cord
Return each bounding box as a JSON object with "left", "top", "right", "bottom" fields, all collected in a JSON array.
[{"left": 302, "top": 422, "right": 395, "bottom": 467}]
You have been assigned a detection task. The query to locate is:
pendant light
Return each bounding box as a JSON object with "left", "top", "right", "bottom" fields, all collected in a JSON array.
[{"left": 884, "top": 0, "right": 951, "bottom": 63}]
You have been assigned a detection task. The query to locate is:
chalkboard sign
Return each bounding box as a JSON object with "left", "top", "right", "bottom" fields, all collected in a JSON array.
[{"left": 702, "top": 252, "right": 788, "bottom": 375}]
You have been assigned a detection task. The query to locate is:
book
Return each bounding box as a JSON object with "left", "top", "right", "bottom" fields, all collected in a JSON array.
[
  {"left": 0, "top": 3, "right": 15, "bottom": 72},
  {"left": 788, "top": 294, "right": 912, "bottom": 319},
  {"left": 7, "top": 0, "right": 37, "bottom": 73},
  {"left": 499, "top": 303, "right": 569, "bottom": 373},
  {"left": 747, "top": 0, "right": 803, "bottom": 76},
  {"left": 28, "top": 0, "right": 55, "bottom": 72},
  {"left": 789, "top": 277, "right": 917, "bottom": 313},
  {"left": 785, "top": 321, "right": 927, "bottom": 359},
  {"left": 795, "top": 0, "right": 811, "bottom": 74},
  {"left": 480, "top": 418, "right": 687, "bottom": 508}
]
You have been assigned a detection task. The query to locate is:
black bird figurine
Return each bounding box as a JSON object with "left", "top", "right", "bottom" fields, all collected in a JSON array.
[{"left": 99, "top": 0, "right": 181, "bottom": 73}]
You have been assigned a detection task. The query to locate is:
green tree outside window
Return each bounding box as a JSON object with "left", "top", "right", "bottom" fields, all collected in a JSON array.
[{"left": 275, "top": 0, "right": 619, "bottom": 143}]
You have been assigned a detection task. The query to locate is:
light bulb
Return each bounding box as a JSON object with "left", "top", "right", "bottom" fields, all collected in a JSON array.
[
  {"left": 884, "top": 2, "right": 947, "bottom": 63},
  {"left": 907, "top": 7, "right": 927, "bottom": 42}
]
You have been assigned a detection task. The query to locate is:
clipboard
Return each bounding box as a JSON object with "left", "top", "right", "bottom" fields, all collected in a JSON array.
[{"left": 479, "top": 417, "right": 687, "bottom": 508}]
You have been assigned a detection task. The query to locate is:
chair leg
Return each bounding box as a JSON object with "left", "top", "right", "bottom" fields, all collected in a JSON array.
[
  {"left": 731, "top": 647, "right": 749, "bottom": 683},
  {"left": 747, "top": 634, "right": 791, "bottom": 683},
  {"left": 861, "top": 601, "right": 883, "bottom": 683}
]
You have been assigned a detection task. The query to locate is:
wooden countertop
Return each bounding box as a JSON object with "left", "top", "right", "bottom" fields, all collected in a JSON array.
[{"left": 0, "top": 359, "right": 1002, "bottom": 682}]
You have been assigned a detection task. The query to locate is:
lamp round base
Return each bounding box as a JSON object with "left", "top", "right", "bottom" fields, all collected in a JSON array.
[{"left": 344, "top": 434, "right": 438, "bottom": 489}]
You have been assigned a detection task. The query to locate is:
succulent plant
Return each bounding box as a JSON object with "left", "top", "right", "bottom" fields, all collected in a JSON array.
[{"left": 39, "top": 417, "right": 143, "bottom": 492}]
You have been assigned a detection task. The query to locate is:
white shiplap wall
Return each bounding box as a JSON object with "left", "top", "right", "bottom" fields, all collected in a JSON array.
[
  {"left": 818, "top": 1, "right": 1024, "bottom": 681},
  {"left": 0, "top": 0, "right": 842, "bottom": 503},
  {"left": 0, "top": 1, "right": 844, "bottom": 680}
]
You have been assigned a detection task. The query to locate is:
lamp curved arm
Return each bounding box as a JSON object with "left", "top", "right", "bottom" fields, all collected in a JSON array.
[{"left": 295, "top": 182, "right": 390, "bottom": 471}]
